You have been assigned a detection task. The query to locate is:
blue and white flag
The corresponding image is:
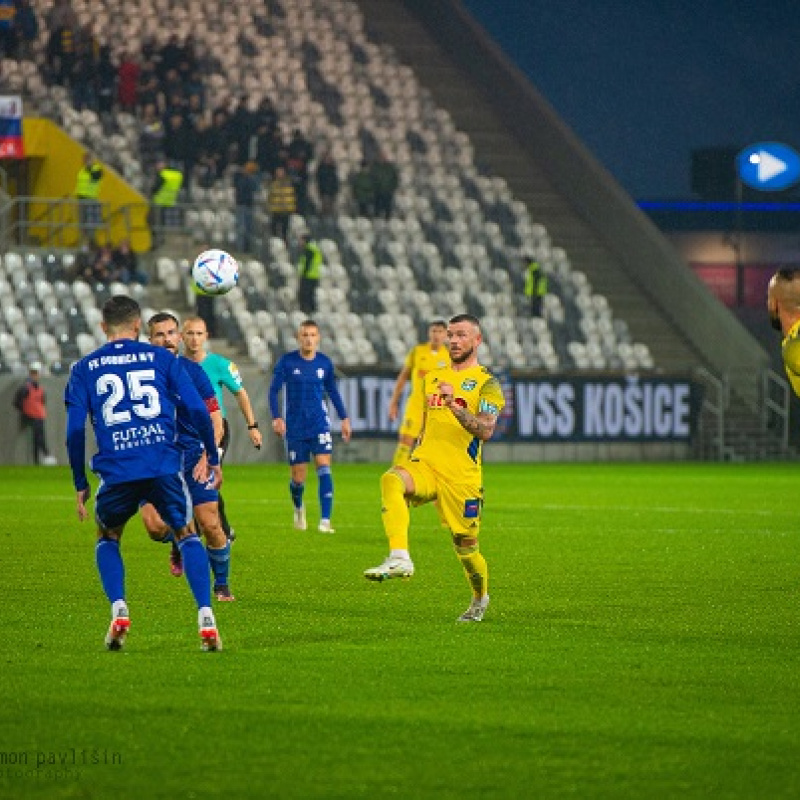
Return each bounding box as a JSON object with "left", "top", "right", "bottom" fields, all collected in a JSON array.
[{"left": 0, "top": 95, "right": 24, "bottom": 159}]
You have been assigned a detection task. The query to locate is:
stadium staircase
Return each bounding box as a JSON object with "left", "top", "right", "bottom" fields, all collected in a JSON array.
[{"left": 355, "top": 0, "right": 729, "bottom": 373}]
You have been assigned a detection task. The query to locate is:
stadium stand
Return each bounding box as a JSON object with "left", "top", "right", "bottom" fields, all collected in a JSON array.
[
  {"left": 2, "top": 0, "right": 661, "bottom": 377},
  {"left": 2, "top": 0, "right": 791, "bottom": 462}
]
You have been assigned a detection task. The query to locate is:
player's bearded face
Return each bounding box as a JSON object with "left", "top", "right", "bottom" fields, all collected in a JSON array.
[
  {"left": 150, "top": 323, "right": 180, "bottom": 353},
  {"left": 450, "top": 344, "right": 474, "bottom": 364},
  {"left": 447, "top": 323, "right": 480, "bottom": 363}
]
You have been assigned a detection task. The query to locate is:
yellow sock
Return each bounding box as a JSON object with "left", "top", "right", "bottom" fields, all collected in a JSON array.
[
  {"left": 392, "top": 442, "right": 412, "bottom": 465},
  {"left": 457, "top": 552, "right": 488, "bottom": 599},
  {"left": 380, "top": 470, "right": 409, "bottom": 551}
]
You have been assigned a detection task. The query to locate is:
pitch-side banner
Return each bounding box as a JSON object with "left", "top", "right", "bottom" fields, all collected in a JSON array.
[
  {"left": 0, "top": 95, "right": 24, "bottom": 159},
  {"left": 334, "top": 372, "right": 702, "bottom": 442}
]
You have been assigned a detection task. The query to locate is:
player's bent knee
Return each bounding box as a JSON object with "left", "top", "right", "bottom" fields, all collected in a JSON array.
[
  {"left": 452, "top": 534, "right": 479, "bottom": 556},
  {"left": 380, "top": 468, "right": 407, "bottom": 498}
]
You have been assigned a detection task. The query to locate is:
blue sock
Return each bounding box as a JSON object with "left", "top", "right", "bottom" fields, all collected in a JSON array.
[
  {"left": 178, "top": 534, "right": 212, "bottom": 609},
  {"left": 95, "top": 537, "right": 125, "bottom": 603},
  {"left": 290, "top": 480, "right": 305, "bottom": 509},
  {"left": 207, "top": 541, "right": 231, "bottom": 588},
  {"left": 318, "top": 466, "right": 333, "bottom": 520}
]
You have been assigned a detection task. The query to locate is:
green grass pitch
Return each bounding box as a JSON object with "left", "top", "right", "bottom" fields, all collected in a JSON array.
[{"left": 1, "top": 462, "right": 799, "bottom": 799}]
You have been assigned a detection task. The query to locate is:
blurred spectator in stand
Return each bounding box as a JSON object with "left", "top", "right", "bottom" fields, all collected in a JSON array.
[
  {"left": 0, "top": 0, "right": 17, "bottom": 59},
  {"left": 186, "top": 92, "right": 206, "bottom": 124},
  {"left": 74, "top": 151, "right": 103, "bottom": 243},
  {"left": 229, "top": 95, "right": 257, "bottom": 165},
  {"left": 70, "top": 239, "right": 96, "bottom": 280},
  {"left": 287, "top": 128, "right": 313, "bottom": 215},
  {"left": 267, "top": 165, "right": 295, "bottom": 243},
  {"left": 158, "top": 33, "right": 184, "bottom": 81},
  {"left": 45, "top": 0, "right": 76, "bottom": 32},
  {"left": 136, "top": 58, "right": 160, "bottom": 110},
  {"left": 161, "top": 68, "right": 186, "bottom": 112},
  {"left": 13, "top": 363, "right": 56, "bottom": 466},
  {"left": 79, "top": 244, "right": 115, "bottom": 283},
  {"left": 112, "top": 239, "right": 148, "bottom": 285},
  {"left": 163, "top": 111, "right": 196, "bottom": 194},
  {"left": 371, "top": 150, "right": 399, "bottom": 220},
  {"left": 255, "top": 95, "right": 279, "bottom": 135},
  {"left": 15, "top": 0, "right": 38, "bottom": 60},
  {"left": 256, "top": 124, "right": 284, "bottom": 178},
  {"left": 117, "top": 51, "right": 139, "bottom": 112},
  {"left": 96, "top": 45, "right": 116, "bottom": 119},
  {"left": 70, "top": 42, "right": 96, "bottom": 110},
  {"left": 315, "top": 148, "right": 340, "bottom": 218},
  {"left": 76, "top": 21, "right": 98, "bottom": 61},
  {"left": 139, "top": 102, "right": 165, "bottom": 174},
  {"left": 197, "top": 109, "right": 230, "bottom": 187},
  {"left": 234, "top": 161, "right": 259, "bottom": 253},
  {"left": 350, "top": 159, "right": 374, "bottom": 218},
  {"left": 184, "top": 70, "right": 205, "bottom": 110},
  {"left": 46, "top": 21, "right": 76, "bottom": 86}
]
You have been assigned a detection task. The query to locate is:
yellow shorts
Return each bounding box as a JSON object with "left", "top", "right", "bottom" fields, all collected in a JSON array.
[{"left": 401, "top": 459, "right": 483, "bottom": 536}]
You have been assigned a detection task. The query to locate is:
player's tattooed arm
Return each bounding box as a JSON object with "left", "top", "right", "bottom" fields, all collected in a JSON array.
[
  {"left": 438, "top": 381, "right": 497, "bottom": 441},
  {"left": 448, "top": 404, "right": 497, "bottom": 441}
]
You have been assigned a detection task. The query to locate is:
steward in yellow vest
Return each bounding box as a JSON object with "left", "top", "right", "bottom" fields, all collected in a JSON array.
[
  {"left": 74, "top": 156, "right": 103, "bottom": 199},
  {"left": 152, "top": 166, "right": 184, "bottom": 207},
  {"left": 297, "top": 232, "right": 322, "bottom": 313},
  {"left": 524, "top": 257, "right": 548, "bottom": 317}
]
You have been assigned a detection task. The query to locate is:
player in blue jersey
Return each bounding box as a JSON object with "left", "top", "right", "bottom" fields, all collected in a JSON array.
[
  {"left": 65, "top": 295, "right": 223, "bottom": 651},
  {"left": 269, "top": 319, "right": 352, "bottom": 533},
  {"left": 182, "top": 315, "right": 263, "bottom": 542},
  {"left": 139, "top": 312, "right": 236, "bottom": 601}
]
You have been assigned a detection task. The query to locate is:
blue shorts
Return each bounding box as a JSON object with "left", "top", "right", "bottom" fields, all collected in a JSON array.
[
  {"left": 286, "top": 432, "right": 333, "bottom": 465},
  {"left": 183, "top": 449, "right": 219, "bottom": 507},
  {"left": 96, "top": 474, "right": 192, "bottom": 532}
]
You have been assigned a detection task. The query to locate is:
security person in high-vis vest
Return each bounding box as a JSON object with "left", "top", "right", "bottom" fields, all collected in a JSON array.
[
  {"left": 297, "top": 231, "right": 323, "bottom": 313},
  {"left": 524, "top": 256, "right": 548, "bottom": 317},
  {"left": 150, "top": 160, "right": 184, "bottom": 244},
  {"left": 74, "top": 152, "right": 104, "bottom": 242}
]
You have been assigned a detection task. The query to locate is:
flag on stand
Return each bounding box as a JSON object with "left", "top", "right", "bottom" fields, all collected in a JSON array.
[{"left": 0, "top": 95, "right": 24, "bottom": 159}]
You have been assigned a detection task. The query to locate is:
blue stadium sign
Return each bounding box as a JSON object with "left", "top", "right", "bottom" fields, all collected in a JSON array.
[{"left": 736, "top": 142, "right": 800, "bottom": 191}]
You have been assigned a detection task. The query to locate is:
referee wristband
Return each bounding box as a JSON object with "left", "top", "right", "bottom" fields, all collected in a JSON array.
[{"left": 248, "top": 422, "right": 259, "bottom": 429}]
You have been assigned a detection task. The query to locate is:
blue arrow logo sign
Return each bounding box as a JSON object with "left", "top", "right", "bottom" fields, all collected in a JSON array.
[{"left": 737, "top": 142, "right": 800, "bottom": 191}]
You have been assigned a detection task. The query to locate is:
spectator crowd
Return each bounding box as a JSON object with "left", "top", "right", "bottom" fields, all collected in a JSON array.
[{"left": 9, "top": 0, "right": 402, "bottom": 256}]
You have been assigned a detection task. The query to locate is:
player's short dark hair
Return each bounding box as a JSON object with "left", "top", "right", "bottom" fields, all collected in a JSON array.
[
  {"left": 429, "top": 320, "right": 447, "bottom": 329},
  {"left": 449, "top": 313, "right": 481, "bottom": 329},
  {"left": 299, "top": 319, "right": 318, "bottom": 330},
  {"left": 776, "top": 267, "right": 800, "bottom": 283},
  {"left": 147, "top": 311, "right": 180, "bottom": 333},
  {"left": 102, "top": 295, "right": 141, "bottom": 328}
]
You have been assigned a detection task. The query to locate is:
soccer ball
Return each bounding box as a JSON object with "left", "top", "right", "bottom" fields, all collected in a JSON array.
[{"left": 191, "top": 249, "right": 239, "bottom": 296}]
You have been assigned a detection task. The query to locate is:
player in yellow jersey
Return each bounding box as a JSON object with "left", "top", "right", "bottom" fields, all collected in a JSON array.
[
  {"left": 365, "top": 314, "right": 505, "bottom": 622},
  {"left": 387, "top": 320, "right": 450, "bottom": 465},
  {"left": 767, "top": 268, "right": 800, "bottom": 394}
]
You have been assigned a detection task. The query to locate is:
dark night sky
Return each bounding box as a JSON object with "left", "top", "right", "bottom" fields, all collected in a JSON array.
[{"left": 460, "top": 0, "right": 800, "bottom": 199}]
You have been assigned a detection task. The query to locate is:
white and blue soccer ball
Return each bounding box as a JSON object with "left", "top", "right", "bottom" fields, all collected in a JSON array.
[{"left": 191, "top": 249, "right": 240, "bottom": 296}]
